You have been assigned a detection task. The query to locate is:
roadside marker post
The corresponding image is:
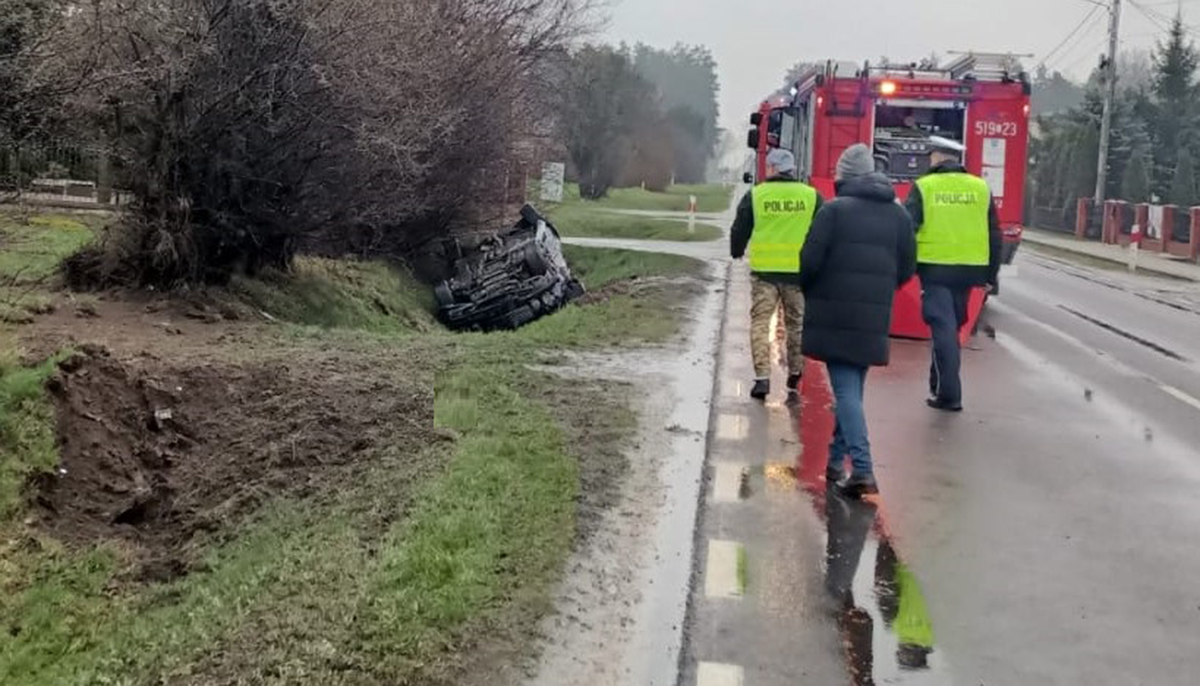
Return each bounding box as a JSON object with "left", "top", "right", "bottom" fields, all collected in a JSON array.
[{"left": 1129, "top": 222, "right": 1142, "bottom": 273}]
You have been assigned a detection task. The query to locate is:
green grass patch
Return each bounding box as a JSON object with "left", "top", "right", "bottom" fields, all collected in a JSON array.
[
  {"left": 0, "top": 213, "right": 99, "bottom": 285},
  {"left": 0, "top": 349, "right": 67, "bottom": 521},
  {"left": 229, "top": 257, "right": 437, "bottom": 333},
  {"left": 547, "top": 204, "right": 722, "bottom": 242},
  {"left": 538, "top": 182, "right": 732, "bottom": 213},
  {"left": 0, "top": 212, "right": 102, "bottom": 322},
  {"left": 355, "top": 363, "right": 578, "bottom": 679},
  {"left": 563, "top": 244, "right": 703, "bottom": 289}
]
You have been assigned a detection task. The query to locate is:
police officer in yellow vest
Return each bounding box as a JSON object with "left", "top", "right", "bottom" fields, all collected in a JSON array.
[
  {"left": 904, "top": 136, "right": 1001, "bottom": 412},
  {"left": 731, "top": 148, "right": 824, "bottom": 401}
]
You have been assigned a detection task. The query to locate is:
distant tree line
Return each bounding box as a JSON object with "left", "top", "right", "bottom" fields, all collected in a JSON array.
[
  {"left": 556, "top": 43, "right": 720, "bottom": 198},
  {"left": 1030, "top": 15, "right": 1200, "bottom": 211}
]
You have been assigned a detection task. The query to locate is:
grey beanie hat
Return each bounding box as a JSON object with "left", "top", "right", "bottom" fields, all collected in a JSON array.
[
  {"left": 836, "top": 143, "right": 875, "bottom": 180},
  {"left": 765, "top": 148, "right": 796, "bottom": 174}
]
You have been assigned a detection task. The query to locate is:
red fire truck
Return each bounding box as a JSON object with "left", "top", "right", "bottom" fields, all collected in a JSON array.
[{"left": 745, "top": 53, "right": 1030, "bottom": 340}]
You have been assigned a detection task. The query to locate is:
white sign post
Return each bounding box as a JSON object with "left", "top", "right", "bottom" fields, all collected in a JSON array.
[{"left": 540, "top": 162, "right": 565, "bottom": 203}]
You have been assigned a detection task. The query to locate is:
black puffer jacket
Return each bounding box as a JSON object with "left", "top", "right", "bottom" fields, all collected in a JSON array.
[{"left": 800, "top": 173, "right": 917, "bottom": 367}]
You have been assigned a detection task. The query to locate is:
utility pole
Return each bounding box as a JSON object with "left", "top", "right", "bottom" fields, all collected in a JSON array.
[{"left": 1095, "top": 0, "right": 1123, "bottom": 205}]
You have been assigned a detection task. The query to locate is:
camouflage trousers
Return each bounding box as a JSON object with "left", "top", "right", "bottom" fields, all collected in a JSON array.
[{"left": 750, "top": 275, "right": 805, "bottom": 379}]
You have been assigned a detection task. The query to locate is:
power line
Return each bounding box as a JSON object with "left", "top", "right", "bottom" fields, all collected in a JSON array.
[
  {"left": 1048, "top": 13, "right": 1110, "bottom": 70},
  {"left": 1043, "top": 5, "right": 1104, "bottom": 63},
  {"left": 1130, "top": 0, "right": 1178, "bottom": 27},
  {"left": 1131, "top": 0, "right": 1200, "bottom": 33},
  {"left": 1130, "top": 0, "right": 1172, "bottom": 31},
  {"left": 1059, "top": 35, "right": 1110, "bottom": 72}
]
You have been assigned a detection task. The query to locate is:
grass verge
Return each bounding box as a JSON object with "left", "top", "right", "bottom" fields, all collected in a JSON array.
[
  {"left": 228, "top": 257, "right": 438, "bottom": 333},
  {"left": 0, "top": 225, "right": 704, "bottom": 684},
  {"left": 547, "top": 204, "right": 721, "bottom": 242},
  {"left": 539, "top": 182, "right": 732, "bottom": 213}
]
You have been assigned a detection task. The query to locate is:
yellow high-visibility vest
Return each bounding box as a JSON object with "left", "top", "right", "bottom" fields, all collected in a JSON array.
[
  {"left": 915, "top": 172, "right": 990, "bottom": 266},
  {"left": 749, "top": 181, "right": 818, "bottom": 273}
]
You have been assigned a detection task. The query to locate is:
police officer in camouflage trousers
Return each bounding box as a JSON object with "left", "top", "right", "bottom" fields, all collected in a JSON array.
[
  {"left": 731, "top": 149, "right": 824, "bottom": 401},
  {"left": 904, "top": 136, "right": 1001, "bottom": 412}
]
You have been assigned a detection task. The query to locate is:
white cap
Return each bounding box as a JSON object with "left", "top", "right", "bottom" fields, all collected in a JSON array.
[{"left": 928, "top": 135, "right": 965, "bottom": 153}]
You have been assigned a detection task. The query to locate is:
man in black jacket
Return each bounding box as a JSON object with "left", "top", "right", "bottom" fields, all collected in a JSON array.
[
  {"left": 801, "top": 144, "right": 917, "bottom": 497},
  {"left": 904, "top": 136, "right": 1001, "bottom": 412}
]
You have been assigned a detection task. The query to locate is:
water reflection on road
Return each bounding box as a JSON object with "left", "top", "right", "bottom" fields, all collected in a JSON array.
[{"left": 795, "top": 366, "right": 951, "bottom": 685}]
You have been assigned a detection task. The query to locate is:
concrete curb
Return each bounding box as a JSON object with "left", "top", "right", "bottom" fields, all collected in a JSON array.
[{"left": 1022, "top": 233, "right": 1200, "bottom": 282}]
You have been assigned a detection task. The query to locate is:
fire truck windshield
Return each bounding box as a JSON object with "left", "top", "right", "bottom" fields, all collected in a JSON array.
[{"left": 873, "top": 103, "right": 965, "bottom": 180}]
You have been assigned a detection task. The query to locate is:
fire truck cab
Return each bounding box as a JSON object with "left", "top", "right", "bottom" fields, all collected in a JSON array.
[{"left": 745, "top": 53, "right": 1030, "bottom": 340}]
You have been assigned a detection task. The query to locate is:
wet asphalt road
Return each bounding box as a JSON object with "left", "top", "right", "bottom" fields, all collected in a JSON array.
[{"left": 684, "top": 247, "right": 1200, "bottom": 685}]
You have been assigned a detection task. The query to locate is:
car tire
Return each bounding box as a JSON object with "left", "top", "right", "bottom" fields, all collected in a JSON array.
[
  {"left": 434, "top": 282, "right": 455, "bottom": 308},
  {"left": 523, "top": 244, "right": 550, "bottom": 275}
]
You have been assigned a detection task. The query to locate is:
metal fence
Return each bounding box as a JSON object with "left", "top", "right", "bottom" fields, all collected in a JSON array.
[
  {"left": 0, "top": 138, "right": 129, "bottom": 206},
  {"left": 1031, "top": 204, "right": 1079, "bottom": 235}
]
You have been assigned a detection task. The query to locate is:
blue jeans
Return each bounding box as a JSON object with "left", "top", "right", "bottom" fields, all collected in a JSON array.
[
  {"left": 827, "top": 362, "right": 872, "bottom": 476},
  {"left": 921, "top": 284, "right": 970, "bottom": 405}
]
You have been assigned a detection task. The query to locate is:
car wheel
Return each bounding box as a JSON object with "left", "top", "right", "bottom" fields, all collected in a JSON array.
[
  {"left": 434, "top": 282, "right": 455, "bottom": 308},
  {"left": 524, "top": 243, "right": 550, "bottom": 275}
]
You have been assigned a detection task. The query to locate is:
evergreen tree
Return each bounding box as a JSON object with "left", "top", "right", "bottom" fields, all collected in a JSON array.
[
  {"left": 1121, "top": 146, "right": 1153, "bottom": 202},
  {"left": 1169, "top": 148, "right": 1197, "bottom": 206},
  {"left": 1151, "top": 13, "right": 1199, "bottom": 194}
]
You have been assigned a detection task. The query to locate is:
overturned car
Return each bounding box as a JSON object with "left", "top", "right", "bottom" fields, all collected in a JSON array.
[{"left": 434, "top": 204, "right": 585, "bottom": 331}]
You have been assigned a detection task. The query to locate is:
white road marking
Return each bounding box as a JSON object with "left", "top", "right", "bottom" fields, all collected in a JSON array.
[
  {"left": 987, "top": 300, "right": 1143, "bottom": 378},
  {"left": 711, "top": 463, "right": 746, "bottom": 503},
  {"left": 993, "top": 300, "right": 1200, "bottom": 415},
  {"left": 715, "top": 413, "right": 747, "bottom": 441},
  {"left": 696, "top": 662, "right": 745, "bottom": 686},
  {"left": 1160, "top": 384, "right": 1200, "bottom": 413},
  {"left": 704, "top": 540, "right": 744, "bottom": 599}
]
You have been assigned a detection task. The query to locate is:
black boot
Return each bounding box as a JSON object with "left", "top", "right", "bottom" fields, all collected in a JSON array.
[
  {"left": 926, "top": 396, "right": 963, "bottom": 412},
  {"left": 838, "top": 473, "right": 880, "bottom": 498},
  {"left": 750, "top": 378, "right": 770, "bottom": 400},
  {"left": 785, "top": 373, "right": 801, "bottom": 405},
  {"left": 825, "top": 464, "right": 844, "bottom": 487}
]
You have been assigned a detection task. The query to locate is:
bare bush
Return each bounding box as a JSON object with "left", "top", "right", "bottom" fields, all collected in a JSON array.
[{"left": 50, "top": 0, "right": 596, "bottom": 287}]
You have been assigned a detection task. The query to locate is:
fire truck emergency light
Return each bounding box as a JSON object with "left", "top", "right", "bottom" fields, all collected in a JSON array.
[{"left": 879, "top": 80, "right": 898, "bottom": 96}]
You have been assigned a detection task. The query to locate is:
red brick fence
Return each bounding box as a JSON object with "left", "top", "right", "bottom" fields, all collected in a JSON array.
[{"left": 1074, "top": 198, "right": 1200, "bottom": 262}]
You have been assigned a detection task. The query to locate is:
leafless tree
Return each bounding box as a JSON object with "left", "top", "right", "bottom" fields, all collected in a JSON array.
[{"left": 48, "top": 0, "right": 598, "bottom": 287}]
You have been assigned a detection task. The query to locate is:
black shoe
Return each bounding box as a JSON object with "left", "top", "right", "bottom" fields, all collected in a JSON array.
[
  {"left": 825, "top": 465, "right": 844, "bottom": 487},
  {"left": 838, "top": 473, "right": 879, "bottom": 498},
  {"left": 926, "top": 396, "right": 963, "bottom": 412},
  {"left": 786, "top": 372, "right": 802, "bottom": 390},
  {"left": 750, "top": 379, "right": 770, "bottom": 400}
]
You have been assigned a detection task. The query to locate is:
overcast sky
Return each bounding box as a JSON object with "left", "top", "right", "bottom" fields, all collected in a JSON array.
[{"left": 605, "top": 0, "right": 1197, "bottom": 132}]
